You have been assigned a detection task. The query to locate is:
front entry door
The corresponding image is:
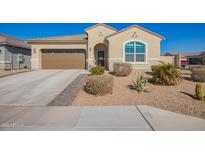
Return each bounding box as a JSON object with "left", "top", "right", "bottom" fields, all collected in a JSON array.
[{"left": 97, "top": 51, "right": 105, "bottom": 66}]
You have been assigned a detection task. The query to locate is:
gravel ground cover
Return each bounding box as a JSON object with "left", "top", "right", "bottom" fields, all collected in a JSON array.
[
  {"left": 72, "top": 69, "right": 205, "bottom": 119},
  {"left": 48, "top": 74, "right": 87, "bottom": 106}
]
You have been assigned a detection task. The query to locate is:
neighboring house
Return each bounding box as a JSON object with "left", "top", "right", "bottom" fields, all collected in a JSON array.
[
  {"left": 27, "top": 23, "right": 173, "bottom": 70},
  {"left": 165, "top": 51, "right": 205, "bottom": 66},
  {"left": 0, "top": 34, "right": 31, "bottom": 69}
]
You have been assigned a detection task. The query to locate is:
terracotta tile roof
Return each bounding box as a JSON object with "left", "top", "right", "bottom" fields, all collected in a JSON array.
[
  {"left": 27, "top": 34, "right": 88, "bottom": 43},
  {"left": 0, "top": 34, "right": 31, "bottom": 49},
  {"left": 106, "top": 25, "right": 165, "bottom": 40}
]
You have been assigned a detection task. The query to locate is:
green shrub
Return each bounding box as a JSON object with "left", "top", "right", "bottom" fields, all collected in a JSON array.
[
  {"left": 130, "top": 75, "right": 149, "bottom": 93},
  {"left": 191, "top": 68, "right": 205, "bottom": 82},
  {"left": 84, "top": 75, "right": 113, "bottom": 96},
  {"left": 151, "top": 65, "right": 160, "bottom": 72},
  {"left": 151, "top": 63, "right": 182, "bottom": 85},
  {"left": 195, "top": 84, "right": 205, "bottom": 101},
  {"left": 90, "top": 66, "right": 105, "bottom": 75},
  {"left": 113, "top": 62, "right": 132, "bottom": 76}
]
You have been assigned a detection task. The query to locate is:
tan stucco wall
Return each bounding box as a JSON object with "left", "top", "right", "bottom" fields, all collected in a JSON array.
[
  {"left": 29, "top": 25, "right": 173, "bottom": 70},
  {"left": 106, "top": 26, "right": 163, "bottom": 70},
  {"left": 30, "top": 42, "right": 87, "bottom": 69},
  {"left": 86, "top": 25, "right": 116, "bottom": 69},
  {"left": 160, "top": 56, "right": 174, "bottom": 64}
]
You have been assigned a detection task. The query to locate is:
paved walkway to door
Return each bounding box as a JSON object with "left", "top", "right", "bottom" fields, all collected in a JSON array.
[{"left": 1, "top": 105, "right": 205, "bottom": 130}]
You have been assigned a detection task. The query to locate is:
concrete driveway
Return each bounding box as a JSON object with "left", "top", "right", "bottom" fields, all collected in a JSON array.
[{"left": 0, "top": 70, "right": 84, "bottom": 106}]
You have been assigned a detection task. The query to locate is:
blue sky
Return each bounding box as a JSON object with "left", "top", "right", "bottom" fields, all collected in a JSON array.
[{"left": 0, "top": 23, "right": 205, "bottom": 55}]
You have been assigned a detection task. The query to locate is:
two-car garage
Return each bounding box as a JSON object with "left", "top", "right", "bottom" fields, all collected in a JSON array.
[
  {"left": 28, "top": 34, "right": 88, "bottom": 69},
  {"left": 41, "top": 49, "right": 86, "bottom": 69}
]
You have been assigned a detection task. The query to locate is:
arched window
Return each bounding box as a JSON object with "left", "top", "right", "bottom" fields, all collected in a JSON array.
[{"left": 125, "top": 41, "right": 145, "bottom": 62}]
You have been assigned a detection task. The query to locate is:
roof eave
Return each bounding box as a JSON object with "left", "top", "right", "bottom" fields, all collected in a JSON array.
[
  {"left": 85, "top": 23, "right": 118, "bottom": 32},
  {"left": 106, "top": 25, "right": 165, "bottom": 40},
  {"left": 27, "top": 34, "right": 88, "bottom": 42},
  {"left": 27, "top": 40, "right": 88, "bottom": 43},
  {"left": 0, "top": 41, "right": 30, "bottom": 49}
]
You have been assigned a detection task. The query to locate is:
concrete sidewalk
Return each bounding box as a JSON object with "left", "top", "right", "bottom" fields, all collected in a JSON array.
[{"left": 0, "top": 105, "right": 205, "bottom": 131}]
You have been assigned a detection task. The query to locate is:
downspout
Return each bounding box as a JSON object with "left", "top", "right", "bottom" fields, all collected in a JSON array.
[{"left": 10, "top": 49, "right": 13, "bottom": 70}]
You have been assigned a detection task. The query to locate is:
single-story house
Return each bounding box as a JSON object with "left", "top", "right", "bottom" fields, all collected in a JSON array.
[
  {"left": 0, "top": 34, "right": 31, "bottom": 69},
  {"left": 27, "top": 24, "right": 173, "bottom": 70},
  {"left": 165, "top": 51, "right": 205, "bottom": 65},
  {"left": 187, "top": 52, "right": 205, "bottom": 65}
]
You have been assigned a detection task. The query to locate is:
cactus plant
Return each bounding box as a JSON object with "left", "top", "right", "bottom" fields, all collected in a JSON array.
[
  {"left": 195, "top": 84, "right": 205, "bottom": 101},
  {"left": 130, "top": 75, "right": 149, "bottom": 93}
]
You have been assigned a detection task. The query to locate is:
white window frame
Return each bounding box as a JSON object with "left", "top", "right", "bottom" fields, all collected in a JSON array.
[{"left": 123, "top": 40, "right": 148, "bottom": 64}]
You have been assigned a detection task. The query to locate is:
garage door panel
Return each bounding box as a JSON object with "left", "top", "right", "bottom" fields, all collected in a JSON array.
[{"left": 41, "top": 50, "right": 85, "bottom": 69}]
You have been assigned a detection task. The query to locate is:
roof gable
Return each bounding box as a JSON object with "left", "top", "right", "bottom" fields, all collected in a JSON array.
[
  {"left": 85, "top": 23, "right": 117, "bottom": 32},
  {"left": 0, "top": 34, "right": 30, "bottom": 49},
  {"left": 106, "top": 25, "right": 165, "bottom": 40}
]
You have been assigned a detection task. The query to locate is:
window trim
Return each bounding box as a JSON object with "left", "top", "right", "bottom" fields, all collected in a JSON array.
[{"left": 123, "top": 40, "right": 148, "bottom": 64}]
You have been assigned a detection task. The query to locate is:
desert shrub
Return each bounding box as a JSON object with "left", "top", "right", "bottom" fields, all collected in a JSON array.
[
  {"left": 113, "top": 62, "right": 132, "bottom": 76},
  {"left": 90, "top": 66, "right": 105, "bottom": 75},
  {"left": 130, "top": 75, "right": 149, "bottom": 93},
  {"left": 84, "top": 75, "right": 113, "bottom": 96},
  {"left": 151, "top": 65, "right": 160, "bottom": 72},
  {"left": 195, "top": 84, "right": 205, "bottom": 101},
  {"left": 191, "top": 68, "right": 205, "bottom": 82},
  {"left": 151, "top": 63, "right": 182, "bottom": 85}
]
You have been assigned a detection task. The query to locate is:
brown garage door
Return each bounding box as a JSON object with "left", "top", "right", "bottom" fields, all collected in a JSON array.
[{"left": 41, "top": 49, "right": 86, "bottom": 69}]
